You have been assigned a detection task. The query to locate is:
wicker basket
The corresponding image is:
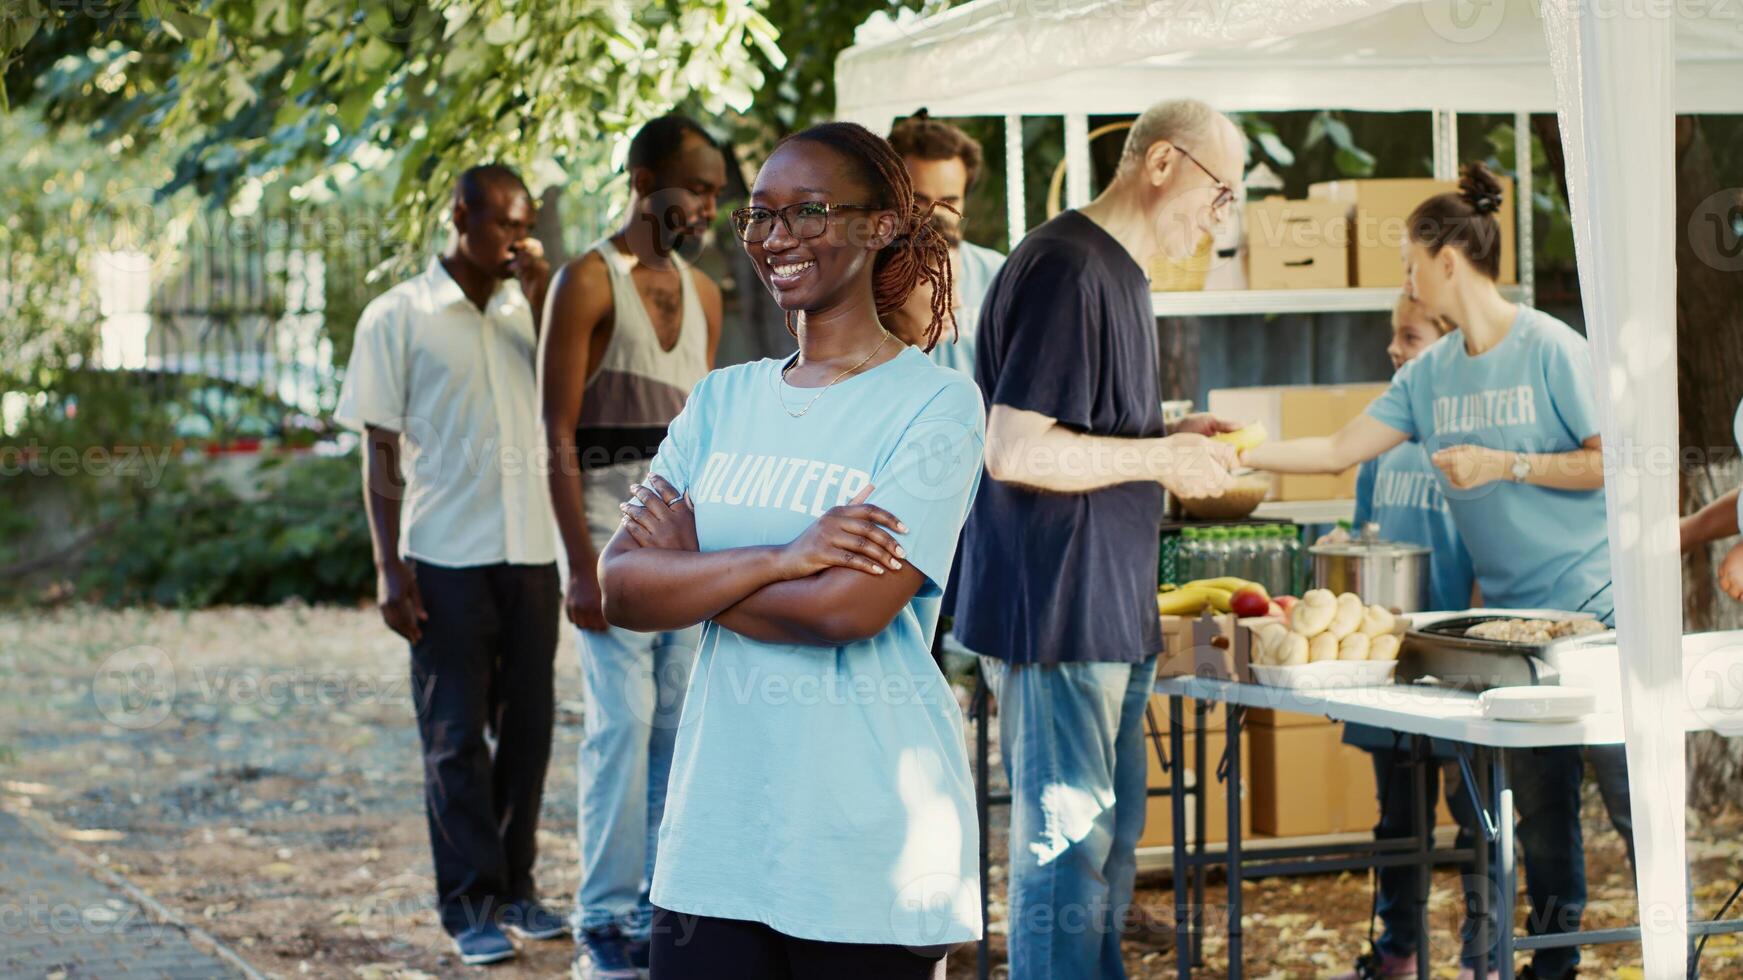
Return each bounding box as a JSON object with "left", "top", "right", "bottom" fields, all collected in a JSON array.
[{"left": 1177, "top": 473, "right": 1271, "bottom": 521}]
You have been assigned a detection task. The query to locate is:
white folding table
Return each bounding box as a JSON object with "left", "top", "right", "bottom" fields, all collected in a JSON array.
[{"left": 1154, "top": 675, "right": 1742, "bottom": 979}]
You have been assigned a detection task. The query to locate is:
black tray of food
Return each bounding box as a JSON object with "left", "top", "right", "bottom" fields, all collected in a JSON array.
[
  {"left": 1408, "top": 614, "right": 1608, "bottom": 654},
  {"left": 1399, "top": 614, "right": 1613, "bottom": 691}
]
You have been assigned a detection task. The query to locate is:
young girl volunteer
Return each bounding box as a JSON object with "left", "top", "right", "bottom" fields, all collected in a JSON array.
[
  {"left": 597, "top": 122, "right": 984, "bottom": 980},
  {"left": 1243, "top": 163, "right": 1630, "bottom": 980}
]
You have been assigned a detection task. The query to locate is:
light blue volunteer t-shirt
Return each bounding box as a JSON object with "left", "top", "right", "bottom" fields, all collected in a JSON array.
[
  {"left": 1366, "top": 305, "right": 1613, "bottom": 621},
  {"left": 927, "top": 240, "right": 1006, "bottom": 377},
  {"left": 1352, "top": 442, "right": 1476, "bottom": 613},
  {"left": 645, "top": 344, "right": 987, "bottom": 946}
]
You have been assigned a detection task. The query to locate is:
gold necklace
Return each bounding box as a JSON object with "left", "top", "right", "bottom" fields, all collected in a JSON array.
[{"left": 778, "top": 332, "right": 892, "bottom": 418}]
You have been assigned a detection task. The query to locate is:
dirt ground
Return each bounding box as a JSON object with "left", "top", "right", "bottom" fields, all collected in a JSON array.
[{"left": 2, "top": 605, "right": 1740, "bottom": 979}]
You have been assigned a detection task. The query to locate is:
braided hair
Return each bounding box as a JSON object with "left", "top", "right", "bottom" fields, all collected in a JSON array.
[{"left": 776, "top": 122, "right": 957, "bottom": 352}]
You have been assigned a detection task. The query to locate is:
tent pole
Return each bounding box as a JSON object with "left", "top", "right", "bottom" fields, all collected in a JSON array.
[
  {"left": 1432, "top": 109, "right": 1458, "bottom": 180},
  {"left": 1065, "top": 112, "right": 1092, "bottom": 209},
  {"left": 1005, "top": 113, "right": 1026, "bottom": 252},
  {"left": 1514, "top": 110, "right": 1536, "bottom": 306}
]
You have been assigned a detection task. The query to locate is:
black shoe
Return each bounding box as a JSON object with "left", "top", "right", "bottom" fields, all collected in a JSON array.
[{"left": 500, "top": 899, "right": 567, "bottom": 941}]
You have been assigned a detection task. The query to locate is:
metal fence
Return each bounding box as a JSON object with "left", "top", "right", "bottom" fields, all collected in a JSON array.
[{"left": 4, "top": 204, "right": 393, "bottom": 446}]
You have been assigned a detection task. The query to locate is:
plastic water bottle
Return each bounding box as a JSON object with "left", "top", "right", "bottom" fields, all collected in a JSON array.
[
  {"left": 1280, "top": 524, "right": 1303, "bottom": 595},
  {"left": 1234, "top": 527, "right": 1259, "bottom": 584},
  {"left": 1175, "top": 528, "right": 1199, "bottom": 585},
  {"left": 1207, "top": 527, "right": 1232, "bottom": 579}
]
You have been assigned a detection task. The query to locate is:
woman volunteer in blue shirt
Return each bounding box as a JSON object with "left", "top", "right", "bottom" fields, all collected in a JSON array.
[
  {"left": 1244, "top": 163, "right": 1631, "bottom": 980},
  {"left": 597, "top": 122, "right": 984, "bottom": 980}
]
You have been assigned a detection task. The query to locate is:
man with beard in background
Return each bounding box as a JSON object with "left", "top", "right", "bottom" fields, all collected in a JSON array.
[
  {"left": 885, "top": 110, "right": 1006, "bottom": 373},
  {"left": 538, "top": 115, "right": 725, "bottom": 980}
]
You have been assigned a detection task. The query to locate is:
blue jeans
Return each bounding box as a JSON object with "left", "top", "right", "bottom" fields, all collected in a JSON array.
[
  {"left": 573, "top": 624, "right": 699, "bottom": 940},
  {"left": 980, "top": 655, "right": 1159, "bottom": 980},
  {"left": 1456, "top": 744, "right": 1633, "bottom": 979}
]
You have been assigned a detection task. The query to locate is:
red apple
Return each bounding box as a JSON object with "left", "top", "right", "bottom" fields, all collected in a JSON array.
[
  {"left": 1230, "top": 587, "right": 1270, "bottom": 618},
  {"left": 1274, "top": 595, "right": 1299, "bottom": 617}
]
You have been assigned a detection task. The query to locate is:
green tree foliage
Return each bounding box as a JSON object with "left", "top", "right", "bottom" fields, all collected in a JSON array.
[{"left": 3, "top": 1, "right": 783, "bottom": 265}]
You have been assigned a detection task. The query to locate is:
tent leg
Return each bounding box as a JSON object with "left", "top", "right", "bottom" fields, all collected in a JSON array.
[
  {"left": 1065, "top": 112, "right": 1092, "bottom": 209},
  {"left": 1004, "top": 114, "right": 1025, "bottom": 253},
  {"left": 1514, "top": 110, "right": 1535, "bottom": 305},
  {"left": 1432, "top": 109, "right": 1459, "bottom": 181}
]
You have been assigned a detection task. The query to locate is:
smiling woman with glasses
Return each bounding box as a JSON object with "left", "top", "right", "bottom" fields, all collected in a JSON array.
[
  {"left": 596, "top": 121, "right": 987, "bottom": 980},
  {"left": 730, "top": 201, "right": 882, "bottom": 243}
]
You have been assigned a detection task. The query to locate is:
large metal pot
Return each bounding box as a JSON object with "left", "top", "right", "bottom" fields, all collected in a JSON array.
[{"left": 1310, "top": 522, "right": 1430, "bottom": 613}]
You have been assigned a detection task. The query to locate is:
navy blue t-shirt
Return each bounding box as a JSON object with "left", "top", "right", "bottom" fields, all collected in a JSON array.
[{"left": 955, "top": 210, "right": 1165, "bottom": 665}]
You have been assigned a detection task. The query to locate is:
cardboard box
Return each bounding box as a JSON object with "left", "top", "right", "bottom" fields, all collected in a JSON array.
[
  {"left": 1336, "top": 741, "right": 1458, "bottom": 830},
  {"left": 1206, "top": 384, "right": 1391, "bottom": 500},
  {"left": 1140, "top": 727, "right": 1252, "bottom": 847},
  {"left": 1251, "top": 721, "right": 1455, "bottom": 837},
  {"left": 1244, "top": 198, "right": 1350, "bottom": 290},
  {"left": 1307, "top": 176, "right": 1516, "bottom": 287},
  {"left": 1157, "top": 612, "right": 1237, "bottom": 680},
  {"left": 1157, "top": 613, "right": 1277, "bottom": 683}
]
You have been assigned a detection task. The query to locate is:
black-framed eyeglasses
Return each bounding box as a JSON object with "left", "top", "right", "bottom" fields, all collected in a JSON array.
[
  {"left": 731, "top": 201, "right": 881, "bottom": 243},
  {"left": 1174, "top": 145, "right": 1236, "bottom": 213}
]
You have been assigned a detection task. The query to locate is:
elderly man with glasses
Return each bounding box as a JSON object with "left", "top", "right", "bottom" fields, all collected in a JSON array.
[{"left": 952, "top": 98, "right": 1246, "bottom": 980}]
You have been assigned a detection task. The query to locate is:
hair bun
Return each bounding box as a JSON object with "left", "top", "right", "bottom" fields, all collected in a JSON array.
[{"left": 1459, "top": 161, "right": 1504, "bottom": 215}]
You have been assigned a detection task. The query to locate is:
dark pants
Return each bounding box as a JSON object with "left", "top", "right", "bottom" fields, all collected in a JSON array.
[
  {"left": 1499, "top": 744, "right": 1634, "bottom": 980},
  {"left": 1366, "top": 746, "right": 1482, "bottom": 964},
  {"left": 409, "top": 560, "right": 561, "bottom": 936},
  {"left": 648, "top": 908, "right": 948, "bottom": 980}
]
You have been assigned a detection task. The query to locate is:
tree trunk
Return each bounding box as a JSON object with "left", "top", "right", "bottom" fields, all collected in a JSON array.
[{"left": 1671, "top": 117, "right": 1743, "bottom": 812}]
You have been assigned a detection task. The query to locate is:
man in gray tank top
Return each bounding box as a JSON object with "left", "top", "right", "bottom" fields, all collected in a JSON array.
[{"left": 539, "top": 115, "right": 724, "bottom": 980}]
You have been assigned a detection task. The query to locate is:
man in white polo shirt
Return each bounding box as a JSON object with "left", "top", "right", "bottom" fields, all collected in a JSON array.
[{"left": 336, "top": 164, "right": 563, "bottom": 967}]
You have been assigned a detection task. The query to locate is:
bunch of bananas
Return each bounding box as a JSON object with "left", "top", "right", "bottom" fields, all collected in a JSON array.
[{"left": 1155, "top": 577, "right": 1268, "bottom": 616}]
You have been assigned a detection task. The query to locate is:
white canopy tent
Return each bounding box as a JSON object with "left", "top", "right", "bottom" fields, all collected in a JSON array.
[
  {"left": 838, "top": 1, "right": 1720, "bottom": 975},
  {"left": 837, "top": 0, "right": 1743, "bottom": 120}
]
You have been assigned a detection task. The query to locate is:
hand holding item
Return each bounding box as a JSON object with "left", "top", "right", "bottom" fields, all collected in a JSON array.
[
  {"left": 1432, "top": 444, "right": 1509, "bottom": 490},
  {"left": 1722, "top": 540, "right": 1743, "bottom": 602},
  {"left": 509, "top": 236, "right": 550, "bottom": 296},
  {"left": 1173, "top": 413, "right": 1247, "bottom": 439},
  {"left": 1315, "top": 526, "right": 1351, "bottom": 547},
  {"left": 778, "top": 484, "right": 910, "bottom": 580},
  {"left": 1157, "top": 432, "right": 1239, "bottom": 499},
  {"left": 620, "top": 475, "right": 700, "bottom": 553}
]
